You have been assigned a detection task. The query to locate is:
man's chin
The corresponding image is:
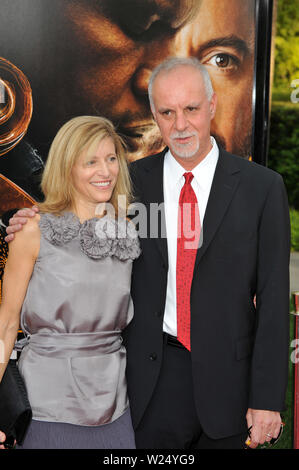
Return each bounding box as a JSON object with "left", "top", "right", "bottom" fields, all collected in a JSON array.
[{"left": 170, "top": 140, "right": 201, "bottom": 160}]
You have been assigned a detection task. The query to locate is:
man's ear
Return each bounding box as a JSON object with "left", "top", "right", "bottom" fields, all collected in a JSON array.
[
  {"left": 150, "top": 106, "right": 157, "bottom": 122},
  {"left": 210, "top": 92, "right": 217, "bottom": 119}
]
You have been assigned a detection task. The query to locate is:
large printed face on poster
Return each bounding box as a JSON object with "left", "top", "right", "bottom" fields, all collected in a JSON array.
[{"left": 0, "top": 0, "right": 255, "bottom": 208}]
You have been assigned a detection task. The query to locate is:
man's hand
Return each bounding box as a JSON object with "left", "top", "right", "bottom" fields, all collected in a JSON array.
[
  {"left": 5, "top": 206, "right": 39, "bottom": 243},
  {"left": 0, "top": 431, "right": 6, "bottom": 449},
  {"left": 245, "top": 408, "right": 282, "bottom": 448},
  {"left": 0, "top": 431, "right": 15, "bottom": 449}
]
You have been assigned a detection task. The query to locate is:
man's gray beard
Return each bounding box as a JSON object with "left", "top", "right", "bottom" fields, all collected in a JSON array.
[{"left": 171, "top": 136, "right": 200, "bottom": 159}]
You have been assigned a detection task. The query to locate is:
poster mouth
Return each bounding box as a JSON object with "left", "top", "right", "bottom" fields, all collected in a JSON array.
[
  {"left": 121, "top": 122, "right": 157, "bottom": 138},
  {"left": 119, "top": 122, "right": 163, "bottom": 159}
]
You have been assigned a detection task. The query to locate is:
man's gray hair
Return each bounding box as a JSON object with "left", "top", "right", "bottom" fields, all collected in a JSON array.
[{"left": 148, "top": 57, "right": 214, "bottom": 112}]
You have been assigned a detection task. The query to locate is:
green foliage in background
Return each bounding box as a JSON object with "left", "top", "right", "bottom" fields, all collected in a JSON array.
[
  {"left": 275, "top": 314, "right": 294, "bottom": 449},
  {"left": 270, "top": 1, "right": 299, "bottom": 254},
  {"left": 268, "top": 104, "right": 299, "bottom": 210},
  {"left": 290, "top": 209, "right": 299, "bottom": 251},
  {"left": 267, "top": 0, "right": 299, "bottom": 450},
  {"left": 274, "top": 0, "right": 299, "bottom": 88},
  {"left": 268, "top": 103, "right": 299, "bottom": 251}
]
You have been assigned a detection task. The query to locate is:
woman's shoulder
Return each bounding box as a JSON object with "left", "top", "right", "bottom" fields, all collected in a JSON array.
[
  {"left": 9, "top": 214, "right": 41, "bottom": 258},
  {"left": 27, "top": 212, "right": 41, "bottom": 224},
  {"left": 16, "top": 213, "right": 41, "bottom": 237}
]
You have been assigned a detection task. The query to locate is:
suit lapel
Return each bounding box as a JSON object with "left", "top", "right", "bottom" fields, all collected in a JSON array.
[
  {"left": 194, "top": 149, "right": 241, "bottom": 269},
  {"left": 142, "top": 149, "right": 169, "bottom": 269},
  {"left": 140, "top": 147, "right": 241, "bottom": 269}
]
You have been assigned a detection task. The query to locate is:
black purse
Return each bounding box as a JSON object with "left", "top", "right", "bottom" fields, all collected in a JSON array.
[{"left": 0, "top": 359, "right": 32, "bottom": 446}]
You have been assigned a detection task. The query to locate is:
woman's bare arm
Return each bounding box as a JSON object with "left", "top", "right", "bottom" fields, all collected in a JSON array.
[{"left": 0, "top": 214, "right": 40, "bottom": 382}]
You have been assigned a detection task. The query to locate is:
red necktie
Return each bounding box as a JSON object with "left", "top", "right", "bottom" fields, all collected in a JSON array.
[{"left": 176, "top": 172, "right": 201, "bottom": 350}]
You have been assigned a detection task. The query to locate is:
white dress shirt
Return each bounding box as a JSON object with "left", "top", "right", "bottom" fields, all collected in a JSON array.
[{"left": 163, "top": 137, "right": 219, "bottom": 336}]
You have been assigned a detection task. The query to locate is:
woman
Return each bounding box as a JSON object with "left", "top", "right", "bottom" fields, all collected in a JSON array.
[{"left": 0, "top": 116, "right": 140, "bottom": 449}]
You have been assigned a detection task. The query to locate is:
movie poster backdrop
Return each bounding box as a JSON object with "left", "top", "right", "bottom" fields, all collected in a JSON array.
[
  {"left": 4, "top": 0, "right": 294, "bottom": 449},
  {"left": 0, "top": 1, "right": 272, "bottom": 293}
]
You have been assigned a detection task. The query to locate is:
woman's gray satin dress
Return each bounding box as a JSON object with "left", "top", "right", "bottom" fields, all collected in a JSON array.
[{"left": 16, "top": 212, "right": 141, "bottom": 449}]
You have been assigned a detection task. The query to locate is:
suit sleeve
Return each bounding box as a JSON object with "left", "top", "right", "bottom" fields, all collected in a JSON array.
[{"left": 249, "top": 173, "right": 290, "bottom": 411}]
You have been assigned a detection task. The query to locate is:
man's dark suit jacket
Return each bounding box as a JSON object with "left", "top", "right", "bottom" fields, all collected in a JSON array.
[{"left": 124, "top": 147, "right": 290, "bottom": 440}]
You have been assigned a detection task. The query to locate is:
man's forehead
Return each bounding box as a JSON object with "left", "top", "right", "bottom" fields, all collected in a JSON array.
[
  {"left": 153, "top": 68, "right": 206, "bottom": 106},
  {"left": 185, "top": 0, "right": 255, "bottom": 51},
  {"left": 154, "top": 66, "right": 204, "bottom": 90}
]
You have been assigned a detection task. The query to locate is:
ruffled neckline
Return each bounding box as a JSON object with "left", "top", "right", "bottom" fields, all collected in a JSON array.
[{"left": 39, "top": 212, "right": 141, "bottom": 261}]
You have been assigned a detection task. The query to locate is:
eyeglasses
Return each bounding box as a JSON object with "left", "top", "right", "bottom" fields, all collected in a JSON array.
[{"left": 244, "top": 422, "right": 285, "bottom": 449}]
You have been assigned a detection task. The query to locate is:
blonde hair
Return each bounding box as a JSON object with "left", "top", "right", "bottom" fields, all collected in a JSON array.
[{"left": 39, "top": 116, "right": 132, "bottom": 216}]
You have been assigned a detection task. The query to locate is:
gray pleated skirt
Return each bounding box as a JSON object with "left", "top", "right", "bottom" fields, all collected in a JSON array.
[{"left": 17, "top": 408, "right": 136, "bottom": 449}]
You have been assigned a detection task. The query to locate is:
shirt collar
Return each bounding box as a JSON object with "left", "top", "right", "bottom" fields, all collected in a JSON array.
[{"left": 164, "top": 137, "right": 219, "bottom": 191}]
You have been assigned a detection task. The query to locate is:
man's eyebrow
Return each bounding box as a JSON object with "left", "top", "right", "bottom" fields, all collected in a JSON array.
[
  {"left": 196, "top": 35, "right": 251, "bottom": 56},
  {"left": 158, "top": 106, "right": 171, "bottom": 112},
  {"left": 185, "top": 102, "right": 200, "bottom": 108}
]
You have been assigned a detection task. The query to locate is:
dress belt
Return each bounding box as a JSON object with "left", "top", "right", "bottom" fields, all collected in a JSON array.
[{"left": 16, "top": 331, "right": 123, "bottom": 358}]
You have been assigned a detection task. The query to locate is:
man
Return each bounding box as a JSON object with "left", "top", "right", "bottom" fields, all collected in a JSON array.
[
  {"left": 124, "top": 57, "right": 290, "bottom": 449},
  {"left": 5, "top": 57, "right": 290, "bottom": 449}
]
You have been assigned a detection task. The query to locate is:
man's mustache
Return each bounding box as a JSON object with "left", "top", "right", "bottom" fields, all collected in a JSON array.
[{"left": 171, "top": 131, "right": 197, "bottom": 140}]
